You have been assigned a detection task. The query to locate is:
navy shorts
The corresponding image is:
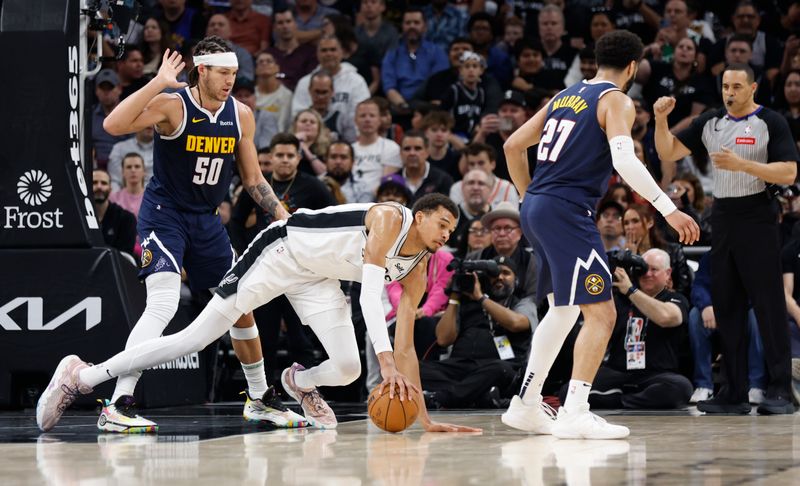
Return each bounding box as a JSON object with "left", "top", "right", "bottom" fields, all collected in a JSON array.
[
  {"left": 521, "top": 194, "right": 612, "bottom": 307},
  {"left": 137, "top": 199, "right": 235, "bottom": 292}
]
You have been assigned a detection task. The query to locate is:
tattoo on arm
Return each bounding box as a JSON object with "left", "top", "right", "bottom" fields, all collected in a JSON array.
[{"left": 247, "top": 182, "right": 281, "bottom": 218}]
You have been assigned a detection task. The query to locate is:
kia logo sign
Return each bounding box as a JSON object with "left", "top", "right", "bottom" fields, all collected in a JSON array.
[
  {"left": 17, "top": 170, "right": 53, "bottom": 206},
  {"left": 0, "top": 297, "right": 101, "bottom": 331}
]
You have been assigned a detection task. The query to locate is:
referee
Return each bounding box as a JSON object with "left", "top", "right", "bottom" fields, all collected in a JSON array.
[{"left": 653, "top": 63, "right": 798, "bottom": 415}]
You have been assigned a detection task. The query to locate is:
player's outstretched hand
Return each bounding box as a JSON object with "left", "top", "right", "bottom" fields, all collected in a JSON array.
[
  {"left": 653, "top": 96, "right": 676, "bottom": 121},
  {"left": 157, "top": 49, "right": 188, "bottom": 89},
  {"left": 379, "top": 367, "right": 420, "bottom": 402},
  {"left": 423, "top": 421, "right": 483, "bottom": 433},
  {"left": 665, "top": 210, "right": 700, "bottom": 244}
]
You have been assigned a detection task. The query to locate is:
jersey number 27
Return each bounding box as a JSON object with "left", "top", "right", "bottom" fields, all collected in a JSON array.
[
  {"left": 537, "top": 119, "right": 575, "bottom": 162},
  {"left": 192, "top": 157, "right": 223, "bottom": 185}
]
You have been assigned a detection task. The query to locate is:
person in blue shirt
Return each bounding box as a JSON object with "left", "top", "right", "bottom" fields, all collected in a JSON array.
[{"left": 382, "top": 8, "right": 449, "bottom": 112}]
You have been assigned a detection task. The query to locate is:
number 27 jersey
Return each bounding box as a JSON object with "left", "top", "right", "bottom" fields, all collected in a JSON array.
[
  {"left": 148, "top": 87, "right": 241, "bottom": 212},
  {"left": 527, "top": 80, "right": 620, "bottom": 210}
]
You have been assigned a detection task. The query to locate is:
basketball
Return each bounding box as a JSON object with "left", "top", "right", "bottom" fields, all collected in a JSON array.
[{"left": 367, "top": 384, "right": 419, "bottom": 433}]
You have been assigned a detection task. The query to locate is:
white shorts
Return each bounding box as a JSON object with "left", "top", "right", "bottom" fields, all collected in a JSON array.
[{"left": 215, "top": 224, "right": 347, "bottom": 323}]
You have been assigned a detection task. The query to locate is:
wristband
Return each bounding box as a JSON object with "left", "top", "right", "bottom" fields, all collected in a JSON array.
[
  {"left": 478, "top": 294, "right": 489, "bottom": 304},
  {"left": 448, "top": 299, "right": 460, "bottom": 306}
]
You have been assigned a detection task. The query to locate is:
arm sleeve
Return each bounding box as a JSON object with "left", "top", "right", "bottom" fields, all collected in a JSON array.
[
  {"left": 360, "top": 263, "right": 393, "bottom": 354},
  {"left": 609, "top": 136, "right": 677, "bottom": 216},
  {"left": 763, "top": 110, "right": 800, "bottom": 163}
]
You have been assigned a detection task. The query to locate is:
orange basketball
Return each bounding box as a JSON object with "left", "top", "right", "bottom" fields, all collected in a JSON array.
[{"left": 367, "top": 384, "right": 419, "bottom": 433}]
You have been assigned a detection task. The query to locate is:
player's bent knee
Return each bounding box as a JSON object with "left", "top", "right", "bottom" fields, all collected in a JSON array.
[{"left": 333, "top": 357, "right": 362, "bottom": 385}]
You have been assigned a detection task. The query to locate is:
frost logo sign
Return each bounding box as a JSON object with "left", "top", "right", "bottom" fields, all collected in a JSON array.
[{"left": 4, "top": 170, "right": 64, "bottom": 229}]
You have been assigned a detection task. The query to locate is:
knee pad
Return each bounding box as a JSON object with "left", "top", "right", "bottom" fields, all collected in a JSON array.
[{"left": 144, "top": 272, "right": 181, "bottom": 323}]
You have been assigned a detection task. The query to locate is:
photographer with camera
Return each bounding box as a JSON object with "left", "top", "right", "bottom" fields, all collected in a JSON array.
[
  {"left": 558, "top": 248, "right": 693, "bottom": 410},
  {"left": 420, "top": 256, "right": 536, "bottom": 409}
]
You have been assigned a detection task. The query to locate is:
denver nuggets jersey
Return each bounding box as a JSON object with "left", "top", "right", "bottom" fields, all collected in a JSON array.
[
  {"left": 147, "top": 87, "right": 241, "bottom": 212},
  {"left": 527, "top": 80, "right": 620, "bottom": 210}
]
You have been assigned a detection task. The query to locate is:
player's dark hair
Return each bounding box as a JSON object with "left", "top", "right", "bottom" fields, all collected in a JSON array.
[
  {"left": 189, "top": 35, "right": 234, "bottom": 87},
  {"left": 594, "top": 30, "right": 644, "bottom": 70},
  {"left": 412, "top": 193, "right": 459, "bottom": 220},
  {"left": 401, "top": 130, "right": 428, "bottom": 147},
  {"left": 724, "top": 62, "right": 755, "bottom": 83},
  {"left": 270, "top": 132, "right": 300, "bottom": 152},
  {"left": 464, "top": 142, "right": 497, "bottom": 162},
  {"left": 726, "top": 33, "right": 753, "bottom": 49},
  {"left": 326, "top": 141, "right": 355, "bottom": 160}
]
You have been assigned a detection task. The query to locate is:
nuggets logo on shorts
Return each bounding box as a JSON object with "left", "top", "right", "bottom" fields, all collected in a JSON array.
[
  {"left": 141, "top": 249, "right": 153, "bottom": 268},
  {"left": 585, "top": 274, "right": 604, "bottom": 295}
]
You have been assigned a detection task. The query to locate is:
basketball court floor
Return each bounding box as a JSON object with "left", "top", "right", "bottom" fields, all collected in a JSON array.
[{"left": 1, "top": 404, "right": 799, "bottom": 485}]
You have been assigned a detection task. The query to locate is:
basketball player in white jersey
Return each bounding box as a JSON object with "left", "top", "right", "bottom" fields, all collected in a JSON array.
[{"left": 38, "top": 190, "right": 480, "bottom": 432}]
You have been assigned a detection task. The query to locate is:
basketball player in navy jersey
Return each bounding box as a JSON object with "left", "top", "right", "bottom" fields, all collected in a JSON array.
[
  {"left": 37, "top": 193, "right": 481, "bottom": 433},
  {"left": 500, "top": 31, "right": 700, "bottom": 439},
  {"left": 82, "top": 37, "right": 305, "bottom": 433}
]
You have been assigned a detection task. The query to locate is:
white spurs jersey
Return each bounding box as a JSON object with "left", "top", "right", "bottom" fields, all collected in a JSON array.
[{"left": 284, "top": 202, "right": 428, "bottom": 283}]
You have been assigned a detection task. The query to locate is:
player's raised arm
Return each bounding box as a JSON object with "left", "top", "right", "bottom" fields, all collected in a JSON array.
[
  {"left": 362, "top": 206, "right": 420, "bottom": 401},
  {"left": 394, "top": 261, "right": 482, "bottom": 433},
  {"left": 503, "top": 101, "right": 551, "bottom": 197},
  {"left": 235, "top": 102, "right": 290, "bottom": 221},
  {"left": 104, "top": 49, "right": 186, "bottom": 136},
  {"left": 600, "top": 91, "right": 700, "bottom": 244}
]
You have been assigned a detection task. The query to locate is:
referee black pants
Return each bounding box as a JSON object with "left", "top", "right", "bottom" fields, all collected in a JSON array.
[{"left": 711, "top": 193, "right": 792, "bottom": 401}]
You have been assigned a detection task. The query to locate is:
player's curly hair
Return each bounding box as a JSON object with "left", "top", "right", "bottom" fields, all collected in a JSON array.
[
  {"left": 412, "top": 193, "right": 459, "bottom": 220},
  {"left": 188, "top": 35, "right": 234, "bottom": 87},
  {"left": 594, "top": 30, "right": 644, "bottom": 70}
]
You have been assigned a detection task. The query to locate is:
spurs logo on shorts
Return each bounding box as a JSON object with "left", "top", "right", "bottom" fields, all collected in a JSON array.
[{"left": 585, "top": 274, "right": 604, "bottom": 295}]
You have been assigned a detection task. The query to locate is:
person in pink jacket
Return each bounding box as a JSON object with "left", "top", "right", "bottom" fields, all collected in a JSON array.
[{"left": 385, "top": 249, "right": 455, "bottom": 322}]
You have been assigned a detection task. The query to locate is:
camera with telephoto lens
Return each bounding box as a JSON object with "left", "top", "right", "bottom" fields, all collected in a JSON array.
[
  {"left": 608, "top": 249, "right": 649, "bottom": 281},
  {"left": 446, "top": 258, "right": 500, "bottom": 294}
]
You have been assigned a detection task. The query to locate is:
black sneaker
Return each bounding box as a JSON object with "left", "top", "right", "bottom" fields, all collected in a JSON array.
[
  {"left": 697, "top": 395, "right": 751, "bottom": 414},
  {"left": 423, "top": 390, "right": 444, "bottom": 410},
  {"left": 756, "top": 395, "right": 796, "bottom": 415}
]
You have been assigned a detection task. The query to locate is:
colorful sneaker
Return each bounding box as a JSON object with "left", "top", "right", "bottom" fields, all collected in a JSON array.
[
  {"left": 97, "top": 396, "right": 158, "bottom": 433},
  {"left": 551, "top": 404, "right": 630, "bottom": 440},
  {"left": 243, "top": 387, "right": 309, "bottom": 428},
  {"left": 36, "top": 355, "right": 93, "bottom": 432},
  {"left": 501, "top": 395, "right": 556, "bottom": 434},
  {"left": 281, "top": 363, "right": 337, "bottom": 429}
]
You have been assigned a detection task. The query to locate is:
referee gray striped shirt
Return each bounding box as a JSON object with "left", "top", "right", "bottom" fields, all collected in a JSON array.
[{"left": 676, "top": 106, "right": 799, "bottom": 198}]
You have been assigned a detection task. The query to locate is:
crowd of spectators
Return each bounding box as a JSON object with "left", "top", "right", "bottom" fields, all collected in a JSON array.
[{"left": 89, "top": 0, "right": 800, "bottom": 408}]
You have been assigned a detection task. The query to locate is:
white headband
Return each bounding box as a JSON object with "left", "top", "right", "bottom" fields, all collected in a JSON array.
[{"left": 193, "top": 52, "right": 239, "bottom": 68}]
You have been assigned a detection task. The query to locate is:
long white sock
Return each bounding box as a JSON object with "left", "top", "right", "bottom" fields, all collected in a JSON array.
[
  {"left": 294, "top": 309, "right": 361, "bottom": 389},
  {"left": 519, "top": 294, "right": 581, "bottom": 405},
  {"left": 111, "top": 272, "right": 181, "bottom": 402},
  {"left": 242, "top": 359, "right": 268, "bottom": 398},
  {"left": 564, "top": 379, "right": 592, "bottom": 410},
  {"left": 80, "top": 295, "right": 240, "bottom": 388}
]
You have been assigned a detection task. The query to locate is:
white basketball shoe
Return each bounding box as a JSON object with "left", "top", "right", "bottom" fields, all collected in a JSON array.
[
  {"left": 501, "top": 395, "right": 557, "bottom": 434},
  {"left": 551, "top": 404, "right": 630, "bottom": 439}
]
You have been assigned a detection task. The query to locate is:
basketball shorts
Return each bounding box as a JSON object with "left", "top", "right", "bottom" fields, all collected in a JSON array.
[
  {"left": 137, "top": 199, "right": 235, "bottom": 292},
  {"left": 215, "top": 222, "right": 348, "bottom": 323},
  {"left": 521, "top": 193, "right": 612, "bottom": 307}
]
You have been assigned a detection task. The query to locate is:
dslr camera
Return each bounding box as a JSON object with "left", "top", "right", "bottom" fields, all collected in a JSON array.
[
  {"left": 607, "top": 249, "right": 649, "bottom": 281},
  {"left": 446, "top": 258, "right": 500, "bottom": 294}
]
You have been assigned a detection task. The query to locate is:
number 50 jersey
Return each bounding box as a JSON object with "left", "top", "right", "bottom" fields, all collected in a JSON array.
[
  {"left": 148, "top": 87, "right": 241, "bottom": 212},
  {"left": 527, "top": 80, "right": 621, "bottom": 211}
]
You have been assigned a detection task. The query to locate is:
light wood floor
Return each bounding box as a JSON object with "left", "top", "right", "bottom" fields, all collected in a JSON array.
[{"left": 3, "top": 411, "right": 800, "bottom": 485}]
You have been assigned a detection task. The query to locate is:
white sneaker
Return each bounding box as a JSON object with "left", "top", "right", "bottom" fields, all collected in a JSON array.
[
  {"left": 97, "top": 396, "right": 158, "bottom": 433},
  {"left": 551, "top": 404, "right": 630, "bottom": 440},
  {"left": 501, "top": 396, "right": 556, "bottom": 434},
  {"left": 36, "top": 355, "right": 93, "bottom": 432},
  {"left": 689, "top": 387, "right": 712, "bottom": 404},
  {"left": 242, "top": 387, "right": 309, "bottom": 428},
  {"left": 748, "top": 388, "right": 765, "bottom": 405}
]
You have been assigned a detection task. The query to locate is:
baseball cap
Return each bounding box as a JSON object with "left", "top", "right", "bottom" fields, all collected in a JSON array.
[
  {"left": 596, "top": 199, "right": 625, "bottom": 221},
  {"left": 500, "top": 90, "right": 526, "bottom": 108},
  {"left": 493, "top": 255, "right": 519, "bottom": 275},
  {"left": 95, "top": 69, "right": 119, "bottom": 88},
  {"left": 377, "top": 174, "right": 413, "bottom": 201}
]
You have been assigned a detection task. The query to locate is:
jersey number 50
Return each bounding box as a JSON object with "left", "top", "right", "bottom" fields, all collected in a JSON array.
[
  {"left": 537, "top": 119, "right": 576, "bottom": 162},
  {"left": 192, "top": 157, "right": 223, "bottom": 185}
]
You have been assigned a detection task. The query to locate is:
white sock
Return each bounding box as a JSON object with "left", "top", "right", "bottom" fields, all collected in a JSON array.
[
  {"left": 242, "top": 359, "right": 268, "bottom": 399},
  {"left": 519, "top": 294, "right": 580, "bottom": 405},
  {"left": 564, "top": 380, "right": 592, "bottom": 410}
]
